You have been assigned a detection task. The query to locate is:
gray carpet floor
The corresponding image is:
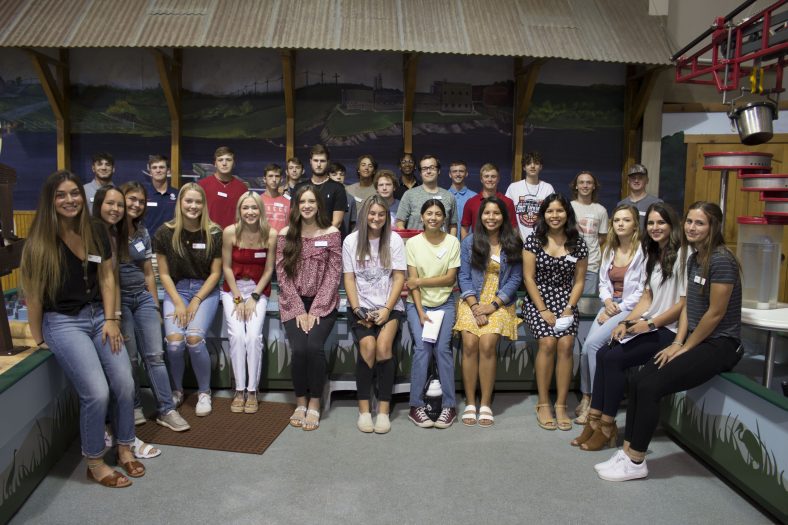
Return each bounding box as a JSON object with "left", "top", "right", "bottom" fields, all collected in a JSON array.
[{"left": 9, "top": 392, "right": 774, "bottom": 525}]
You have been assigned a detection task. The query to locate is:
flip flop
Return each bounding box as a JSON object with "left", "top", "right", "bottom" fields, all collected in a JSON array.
[
  {"left": 461, "top": 405, "right": 477, "bottom": 426},
  {"left": 478, "top": 406, "right": 494, "bottom": 427},
  {"left": 303, "top": 409, "right": 320, "bottom": 431},
  {"left": 131, "top": 437, "right": 161, "bottom": 459}
]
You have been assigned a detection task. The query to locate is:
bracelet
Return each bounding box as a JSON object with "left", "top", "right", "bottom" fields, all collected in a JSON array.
[
  {"left": 36, "top": 340, "right": 45, "bottom": 346},
  {"left": 381, "top": 305, "right": 390, "bottom": 311},
  {"left": 670, "top": 341, "right": 683, "bottom": 347},
  {"left": 194, "top": 296, "right": 203, "bottom": 303},
  {"left": 105, "top": 318, "right": 119, "bottom": 322},
  {"left": 538, "top": 308, "right": 548, "bottom": 312}
]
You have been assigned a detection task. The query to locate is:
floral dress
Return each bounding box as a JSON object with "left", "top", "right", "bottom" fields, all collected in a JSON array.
[
  {"left": 522, "top": 233, "right": 588, "bottom": 338},
  {"left": 453, "top": 259, "right": 521, "bottom": 339}
]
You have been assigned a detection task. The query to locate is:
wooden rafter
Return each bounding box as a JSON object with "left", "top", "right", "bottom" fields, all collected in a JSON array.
[
  {"left": 512, "top": 58, "right": 545, "bottom": 182},
  {"left": 281, "top": 50, "right": 296, "bottom": 160},
  {"left": 622, "top": 65, "right": 662, "bottom": 195},
  {"left": 152, "top": 48, "right": 182, "bottom": 186},
  {"left": 28, "top": 48, "right": 70, "bottom": 170},
  {"left": 402, "top": 53, "right": 419, "bottom": 155}
]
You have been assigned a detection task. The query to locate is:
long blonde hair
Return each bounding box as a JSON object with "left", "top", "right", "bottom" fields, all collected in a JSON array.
[
  {"left": 233, "top": 191, "right": 270, "bottom": 248},
  {"left": 603, "top": 204, "right": 641, "bottom": 260},
  {"left": 355, "top": 195, "right": 392, "bottom": 269},
  {"left": 20, "top": 171, "right": 100, "bottom": 304},
  {"left": 164, "top": 183, "right": 220, "bottom": 258}
]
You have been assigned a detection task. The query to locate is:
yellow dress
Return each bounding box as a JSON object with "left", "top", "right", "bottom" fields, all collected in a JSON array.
[{"left": 453, "top": 259, "right": 521, "bottom": 339}]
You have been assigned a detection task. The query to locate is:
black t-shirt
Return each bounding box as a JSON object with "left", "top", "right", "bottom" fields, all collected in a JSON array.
[
  {"left": 44, "top": 220, "right": 112, "bottom": 315},
  {"left": 394, "top": 177, "right": 421, "bottom": 200},
  {"left": 153, "top": 225, "right": 223, "bottom": 284},
  {"left": 294, "top": 178, "right": 348, "bottom": 225}
]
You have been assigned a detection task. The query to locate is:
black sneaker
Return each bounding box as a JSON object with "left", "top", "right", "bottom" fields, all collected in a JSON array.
[
  {"left": 408, "top": 406, "right": 434, "bottom": 428},
  {"left": 434, "top": 407, "right": 457, "bottom": 429}
]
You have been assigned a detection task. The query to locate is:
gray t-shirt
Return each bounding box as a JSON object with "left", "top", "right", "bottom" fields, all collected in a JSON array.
[
  {"left": 686, "top": 249, "right": 741, "bottom": 341},
  {"left": 618, "top": 193, "right": 662, "bottom": 228},
  {"left": 346, "top": 183, "right": 377, "bottom": 205},
  {"left": 396, "top": 185, "right": 458, "bottom": 231},
  {"left": 83, "top": 180, "right": 103, "bottom": 215}
]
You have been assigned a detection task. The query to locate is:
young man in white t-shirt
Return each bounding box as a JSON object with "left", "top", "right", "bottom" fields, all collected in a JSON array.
[
  {"left": 569, "top": 170, "right": 609, "bottom": 295},
  {"left": 505, "top": 151, "right": 555, "bottom": 240}
]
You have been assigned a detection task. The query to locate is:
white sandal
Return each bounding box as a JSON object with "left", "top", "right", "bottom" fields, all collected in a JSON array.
[
  {"left": 478, "top": 406, "right": 494, "bottom": 427},
  {"left": 462, "top": 405, "right": 477, "bottom": 426},
  {"left": 131, "top": 437, "right": 161, "bottom": 459}
]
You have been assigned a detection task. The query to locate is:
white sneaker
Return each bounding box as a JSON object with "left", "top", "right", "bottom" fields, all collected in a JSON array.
[
  {"left": 373, "top": 413, "right": 391, "bottom": 434},
  {"left": 598, "top": 456, "right": 648, "bottom": 482},
  {"left": 357, "top": 412, "right": 374, "bottom": 433},
  {"left": 195, "top": 393, "right": 212, "bottom": 416},
  {"left": 595, "top": 449, "right": 627, "bottom": 473},
  {"left": 134, "top": 407, "right": 146, "bottom": 425}
]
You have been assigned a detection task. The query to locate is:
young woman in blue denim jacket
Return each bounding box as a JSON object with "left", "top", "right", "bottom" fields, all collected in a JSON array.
[
  {"left": 454, "top": 197, "right": 523, "bottom": 426},
  {"left": 22, "top": 171, "right": 138, "bottom": 488},
  {"left": 118, "top": 182, "right": 190, "bottom": 432}
]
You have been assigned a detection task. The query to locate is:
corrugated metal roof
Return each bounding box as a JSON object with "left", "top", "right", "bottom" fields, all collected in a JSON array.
[{"left": 0, "top": 0, "right": 673, "bottom": 65}]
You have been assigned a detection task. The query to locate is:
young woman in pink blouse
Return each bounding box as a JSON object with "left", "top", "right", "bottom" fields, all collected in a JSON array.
[{"left": 276, "top": 185, "right": 342, "bottom": 431}]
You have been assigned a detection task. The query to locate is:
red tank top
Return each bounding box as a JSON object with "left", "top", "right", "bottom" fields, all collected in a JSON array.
[
  {"left": 222, "top": 246, "right": 271, "bottom": 296},
  {"left": 608, "top": 262, "right": 630, "bottom": 299}
]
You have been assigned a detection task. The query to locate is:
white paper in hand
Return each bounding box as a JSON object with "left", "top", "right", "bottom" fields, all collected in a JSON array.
[{"left": 421, "top": 310, "right": 445, "bottom": 343}]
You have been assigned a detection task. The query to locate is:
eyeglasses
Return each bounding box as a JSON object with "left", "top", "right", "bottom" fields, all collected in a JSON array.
[
  {"left": 420, "top": 165, "right": 438, "bottom": 173},
  {"left": 401, "top": 159, "right": 414, "bottom": 165}
]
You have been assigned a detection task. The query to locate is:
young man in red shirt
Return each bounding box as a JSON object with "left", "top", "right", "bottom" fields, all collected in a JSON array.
[{"left": 197, "top": 146, "right": 249, "bottom": 228}]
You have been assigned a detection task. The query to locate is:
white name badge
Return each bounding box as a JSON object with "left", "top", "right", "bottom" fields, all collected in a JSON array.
[
  {"left": 315, "top": 240, "right": 328, "bottom": 247},
  {"left": 693, "top": 275, "right": 706, "bottom": 285},
  {"left": 217, "top": 191, "right": 228, "bottom": 198},
  {"left": 433, "top": 195, "right": 443, "bottom": 200},
  {"left": 639, "top": 211, "right": 646, "bottom": 216},
  {"left": 273, "top": 202, "right": 285, "bottom": 208},
  {"left": 192, "top": 242, "right": 206, "bottom": 249},
  {"left": 89, "top": 197, "right": 94, "bottom": 202},
  {"left": 147, "top": 201, "right": 158, "bottom": 207},
  {"left": 355, "top": 196, "right": 363, "bottom": 202},
  {"left": 87, "top": 254, "right": 102, "bottom": 263},
  {"left": 435, "top": 248, "right": 447, "bottom": 259},
  {"left": 134, "top": 241, "right": 145, "bottom": 252},
  {"left": 566, "top": 255, "right": 578, "bottom": 263},
  {"left": 490, "top": 254, "right": 501, "bottom": 263},
  {"left": 284, "top": 194, "right": 292, "bottom": 200},
  {"left": 254, "top": 251, "right": 266, "bottom": 258}
]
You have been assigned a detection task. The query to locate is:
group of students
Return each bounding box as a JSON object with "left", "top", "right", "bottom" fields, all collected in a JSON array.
[{"left": 18, "top": 144, "right": 743, "bottom": 487}]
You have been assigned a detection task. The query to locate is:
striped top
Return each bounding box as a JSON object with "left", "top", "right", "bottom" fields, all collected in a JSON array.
[{"left": 686, "top": 249, "right": 741, "bottom": 341}]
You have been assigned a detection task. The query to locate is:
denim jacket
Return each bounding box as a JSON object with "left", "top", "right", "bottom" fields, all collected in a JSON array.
[{"left": 458, "top": 234, "right": 523, "bottom": 306}]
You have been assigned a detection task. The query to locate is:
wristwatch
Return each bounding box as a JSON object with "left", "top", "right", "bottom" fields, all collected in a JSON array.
[
  {"left": 647, "top": 319, "right": 656, "bottom": 330},
  {"left": 250, "top": 292, "right": 261, "bottom": 302}
]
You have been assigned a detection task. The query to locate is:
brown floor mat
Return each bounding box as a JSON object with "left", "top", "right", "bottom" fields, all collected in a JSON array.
[{"left": 135, "top": 395, "right": 295, "bottom": 455}]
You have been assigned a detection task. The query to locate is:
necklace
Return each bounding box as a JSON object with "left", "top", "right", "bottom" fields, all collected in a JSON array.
[{"left": 523, "top": 181, "right": 543, "bottom": 198}]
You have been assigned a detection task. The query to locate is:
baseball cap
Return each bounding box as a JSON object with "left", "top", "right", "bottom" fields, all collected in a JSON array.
[{"left": 627, "top": 164, "right": 648, "bottom": 177}]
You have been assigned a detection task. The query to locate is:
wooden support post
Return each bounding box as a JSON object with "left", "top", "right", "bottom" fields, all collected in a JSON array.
[
  {"left": 281, "top": 50, "right": 296, "bottom": 160},
  {"left": 403, "top": 53, "right": 419, "bottom": 155},
  {"left": 622, "top": 66, "right": 661, "bottom": 197},
  {"left": 152, "top": 48, "right": 182, "bottom": 187},
  {"left": 28, "top": 49, "right": 70, "bottom": 170},
  {"left": 512, "top": 58, "right": 544, "bottom": 182}
]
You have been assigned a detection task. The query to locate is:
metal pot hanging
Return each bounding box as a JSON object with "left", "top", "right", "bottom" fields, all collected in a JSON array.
[{"left": 729, "top": 100, "right": 777, "bottom": 145}]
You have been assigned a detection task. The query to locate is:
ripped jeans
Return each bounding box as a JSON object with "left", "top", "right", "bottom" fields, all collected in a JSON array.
[
  {"left": 163, "top": 279, "right": 219, "bottom": 394},
  {"left": 220, "top": 279, "right": 268, "bottom": 392}
]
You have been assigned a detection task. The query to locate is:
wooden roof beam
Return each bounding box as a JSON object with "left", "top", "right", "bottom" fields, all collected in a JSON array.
[
  {"left": 152, "top": 48, "right": 182, "bottom": 186},
  {"left": 402, "top": 53, "right": 419, "bottom": 155},
  {"left": 512, "top": 58, "right": 545, "bottom": 182},
  {"left": 27, "top": 48, "right": 70, "bottom": 170},
  {"left": 281, "top": 50, "right": 296, "bottom": 161}
]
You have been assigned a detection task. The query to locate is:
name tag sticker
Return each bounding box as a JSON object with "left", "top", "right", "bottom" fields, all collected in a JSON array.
[
  {"left": 89, "top": 197, "right": 94, "bottom": 202},
  {"left": 192, "top": 242, "right": 206, "bottom": 250},
  {"left": 315, "top": 240, "right": 328, "bottom": 247},
  {"left": 433, "top": 195, "right": 443, "bottom": 200},
  {"left": 147, "top": 201, "right": 158, "bottom": 207},
  {"left": 134, "top": 241, "right": 145, "bottom": 252},
  {"left": 254, "top": 251, "right": 266, "bottom": 259},
  {"left": 693, "top": 275, "right": 706, "bottom": 285},
  {"left": 436, "top": 248, "right": 447, "bottom": 259},
  {"left": 217, "top": 191, "right": 228, "bottom": 198},
  {"left": 639, "top": 211, "right": 646, "bottom": 216},
  {"left": 284, "top": 194, "right": 292, "bottom": 200},
  {"left": 273, "top": 202, "right": 285, "bottom": 208},
  {"left": 355, "top": 196, "right": 363, "bottom": 202},
  {"left": 566, "top": 255, "right": 578, "bottom": 263},
  {"left": 87, "top": 254, "right": 102, "bottom": 263},
  {"left": 490, "top": 254, "right": 501, "bottom": 263}
]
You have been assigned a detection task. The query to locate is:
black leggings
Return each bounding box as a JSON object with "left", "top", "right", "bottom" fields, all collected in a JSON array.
[
  {"left": 590, "top": 328, "right": 675, "bottom": 417},
  {"left": 283, "top": 296, "right": 338, "bottom": 399},
  {"left": 625, "top": 336, "right": 741, "bottom": 452}
]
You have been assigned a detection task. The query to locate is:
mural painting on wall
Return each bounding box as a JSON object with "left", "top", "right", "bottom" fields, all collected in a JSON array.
[{"left": 1, "top": 48, "right": 624, "bottom": 210}]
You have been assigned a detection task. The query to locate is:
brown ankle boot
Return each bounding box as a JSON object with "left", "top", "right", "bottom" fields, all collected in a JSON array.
[
  {"left": 571, "top": 413, "right": 600, "bottom": 447},
  {"left": 580, "top": 419, "right": 618, "bottom": 451}
]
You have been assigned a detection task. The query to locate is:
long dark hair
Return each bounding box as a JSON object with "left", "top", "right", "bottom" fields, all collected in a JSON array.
[
  {"left": 120, "top": 181, "right": 148, "bottom": 234},
  {"left": 642, "top": 202, "right": 684, "bottom": 285},
  {"left": 533, "top": 193, "right": 580, "bottom": 251},
  {"left": 93, "top": 184, "right": 128, "bottom": 263},
  {"left": 685, "top": 201, "right": 740, "bottom": 292},
  {"left": 282, "top": 184, "right": 331, "bottom": 277},
  {"left": 471, "top": 197, "right": 522, "bottom": 270}
]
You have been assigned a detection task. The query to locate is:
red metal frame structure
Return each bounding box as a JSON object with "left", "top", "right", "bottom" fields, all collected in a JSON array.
[{"left": 674, "top": 0, "right": 788, "bottom": 94}]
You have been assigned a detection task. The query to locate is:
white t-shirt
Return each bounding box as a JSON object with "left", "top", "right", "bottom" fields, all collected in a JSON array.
[
  {"left": 571, "top": 201, "right": 609, "bottom": 273},
  {"left": 505, "top": 180, "right": 555, "bottom": 240},
  {"left": 646, "top": 249, "right": 690, "bottom": 332},
  {"left": 342, "top": 231, "right": 407, "bottom": 312}
]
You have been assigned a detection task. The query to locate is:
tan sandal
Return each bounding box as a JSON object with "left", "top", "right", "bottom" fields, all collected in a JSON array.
[
  {"left": 87, "top": 466, "right": 132, "bottom": 488},
  {"left": 555, "top": 404, "right": 572, "bottom": 431},
  {"left": 244, "top": 392, "right": 259, "bottom": 414},
  {"left": 230, "top": 391, "right": 245, "bottom": 413},
  {"left": 303, "top": 409, "right": 320, "bottom": 431},
  {"left": 535, "top": 403, "right": 556, "bottom": 431},
  {"left": 289, "top": 406, "right": 307, "bottom": 427}
]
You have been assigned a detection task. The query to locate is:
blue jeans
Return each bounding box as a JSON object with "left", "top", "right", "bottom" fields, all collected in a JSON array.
[
  {"left": 43, "top": 304, "right": 135, "bottom": 458},
  {"left": 163, "top": 279, "right": 219, "bottom": 394},
  {"left": 406, "top": 299, "right": 456, "bottom": 408},
  {"left": 121, "top": 289, "right": 175, "bottom": 415},
  {"left": 579, "top": 308, "right": 630, "bottom": 394},
  {"left": 583, "top": 271, "right": 599, "bottom": 296}
]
